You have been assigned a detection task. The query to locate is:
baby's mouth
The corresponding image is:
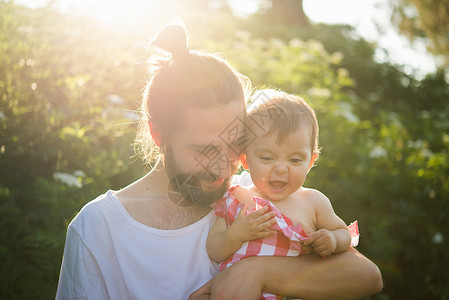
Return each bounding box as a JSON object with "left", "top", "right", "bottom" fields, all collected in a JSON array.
[{"left": 269, "top": 180, "right": 287, "bottom": 191}]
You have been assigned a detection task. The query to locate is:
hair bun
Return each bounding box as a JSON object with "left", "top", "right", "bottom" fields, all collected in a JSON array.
[{"left": 151, "top": 24, "right": 189, "bottom": 58}]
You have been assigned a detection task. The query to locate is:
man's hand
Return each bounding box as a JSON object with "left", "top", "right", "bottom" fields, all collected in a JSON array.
[
  {"left": 304, "top": 229, "right": 337, "bottom": 257},
  {"left": 189, "top": 258, "right": 263, "bottom": 300}
]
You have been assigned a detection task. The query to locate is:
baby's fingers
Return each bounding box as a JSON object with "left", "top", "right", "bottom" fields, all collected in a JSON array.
[
  {"left": 253, "top": 210, "right": 276, "bottom": 223},
  {"left": 257, "top": 230, "right": 275, "bottom": 239},
  {"left": 302, "top": 243, "right": 313, "bottom": 253},
  {"left": 304, "top": 232, "right": 320, "bottom": 246},
  {"left": 314, "top": 245, "right": 332, "bottom": 257},
  {"left": 247, "top": 206, "right": 269, "bottom": 219},
  {"left": 257, "top": 216, "right": 277, "bottom": 230}
]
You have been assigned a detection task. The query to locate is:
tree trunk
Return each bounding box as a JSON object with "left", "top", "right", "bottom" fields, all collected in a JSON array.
[{"left": 270, "top": 0, "right": 309, "bottom": 26}]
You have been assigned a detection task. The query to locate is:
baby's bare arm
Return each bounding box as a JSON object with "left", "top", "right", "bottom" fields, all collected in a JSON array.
[{"left": 302, "top": 189, "right": 351, "bottom": 256}]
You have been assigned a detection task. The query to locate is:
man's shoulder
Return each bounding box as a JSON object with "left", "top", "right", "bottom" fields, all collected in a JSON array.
[
  {"left": 69, "top": 191, "right": 117, "bottom": 229},
  {"left": 80, "top": 190, "right": 116, "bottom": 213}
]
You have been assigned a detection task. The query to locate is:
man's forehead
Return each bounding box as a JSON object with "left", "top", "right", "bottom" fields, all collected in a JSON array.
[
  {"left": 175, "top": 104, "right": 245, "bottom": 154},
  {"left": 183, "top": 102, "right": 244, "bottom": 121}
]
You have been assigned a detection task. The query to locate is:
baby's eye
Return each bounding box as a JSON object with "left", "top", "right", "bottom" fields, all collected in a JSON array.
[
  {"left": 260, "top": 156, "right": 273, "bottom": 161},
  {"left": 290, "top": 158, "right": 303, "bottom": 163}
]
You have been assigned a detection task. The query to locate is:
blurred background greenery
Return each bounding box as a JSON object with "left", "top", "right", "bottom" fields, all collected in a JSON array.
[{"left": 1, "top": 0, "right": 448, "bottom": 299}]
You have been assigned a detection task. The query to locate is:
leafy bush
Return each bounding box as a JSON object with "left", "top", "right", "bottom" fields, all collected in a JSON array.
[{"left": 0, "top": 3, "right": 144, "bottom": 298}]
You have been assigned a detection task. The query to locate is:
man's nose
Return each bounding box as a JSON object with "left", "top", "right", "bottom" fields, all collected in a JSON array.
[
  {"left": 206, "top": 151, "right": 232, "bottom": 180},
  {"left": 208, "top": 149, "right": 239, "bottom": 178}
]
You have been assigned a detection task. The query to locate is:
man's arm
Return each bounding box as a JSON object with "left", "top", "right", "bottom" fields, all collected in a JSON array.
[
  {"left": 190, "top": 248, "right": 382, "bottom": 300},
  {"left": 261, "top": 248, "right": 382, "bottom": 299}
]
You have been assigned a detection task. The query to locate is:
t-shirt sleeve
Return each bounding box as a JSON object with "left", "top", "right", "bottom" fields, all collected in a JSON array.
[{"left": 56, "top": 225, "right": 107, "bottom": 300}]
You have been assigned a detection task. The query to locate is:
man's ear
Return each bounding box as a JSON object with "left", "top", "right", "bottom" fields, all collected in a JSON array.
[
  {"left": 148, "top": 119, "right": 163, "bottom": 147},
  {"left": 240, "top": 153, "right": 249, "bottom": 170},
  {"left": 308, "top": 152, "right": 319, "bottom": 171}
]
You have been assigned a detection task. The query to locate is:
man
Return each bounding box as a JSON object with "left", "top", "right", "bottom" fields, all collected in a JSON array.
[{"left": 56, "top": 25, "right": 382, "bottom": 300}]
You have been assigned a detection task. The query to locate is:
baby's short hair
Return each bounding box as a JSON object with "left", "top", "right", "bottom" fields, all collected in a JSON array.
[{"left": 246, "top": 89, "right": 320, "bottom": 156}]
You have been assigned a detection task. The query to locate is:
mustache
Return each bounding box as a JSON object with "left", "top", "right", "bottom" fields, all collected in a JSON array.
[
  {"left": 195, "top": 170, "right": 230, "bottom": 186},
  {"left": 195, "top": 160, "right": 240, "bottom": 182},
  {"left": 196, "top": 170, "right": 219, "bottom": 181},
  {"left": 167, "top": 171, "right": 231, "bottom": 208}
]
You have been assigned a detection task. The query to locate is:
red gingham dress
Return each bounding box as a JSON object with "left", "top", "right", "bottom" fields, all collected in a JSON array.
[{"left": 214, "top": 185, "right": 360, "bottom": 300}]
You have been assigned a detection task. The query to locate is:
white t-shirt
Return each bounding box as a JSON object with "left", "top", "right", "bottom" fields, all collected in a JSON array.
[
  {"left": 230, "top": 171, "right": 252, "bottom": 187},
  {"left": 56, "top": 191, "right": 218, "bottom": 300},
  {"left": 56, "top": 173, "right": 253, "bottom": 300}
]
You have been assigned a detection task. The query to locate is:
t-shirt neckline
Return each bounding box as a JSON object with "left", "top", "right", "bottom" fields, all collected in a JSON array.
[{"left": 106, "top": 190, "right": 216, "bottom": 236}]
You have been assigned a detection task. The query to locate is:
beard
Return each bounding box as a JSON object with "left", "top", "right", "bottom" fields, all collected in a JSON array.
[{"left": 164, "top": 146, "right": 237, "bottom": 208}]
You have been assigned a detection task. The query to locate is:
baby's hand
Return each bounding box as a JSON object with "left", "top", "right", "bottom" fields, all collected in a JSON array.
[
  {"left": 303, "top": 229, "right": 337, "bottom": 257},
  {"left": 229, "top": 203, "right": 276, "bottom": 243}
]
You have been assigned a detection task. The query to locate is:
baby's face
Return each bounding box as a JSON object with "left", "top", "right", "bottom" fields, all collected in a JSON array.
[{"left": 244, "top": 127, "right": 314, "bottom": 202}]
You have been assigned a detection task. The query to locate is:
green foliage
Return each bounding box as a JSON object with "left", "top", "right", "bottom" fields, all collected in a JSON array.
[
  {"left": 391, "top": 0, "right": 449, "bottom": 68},
  {"left": 0, "top": 2, "right": 145, "bottom": 298},
  {"left": 1, "top": 1, "right": 448, "bottom": 299}
]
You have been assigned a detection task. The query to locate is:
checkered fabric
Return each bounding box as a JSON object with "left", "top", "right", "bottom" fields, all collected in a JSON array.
[
  {"left": 214, "top": 185, "right": 360, "bottom": 300},
  {"left": 348, "top": 220, "right": 359, "bottom": 247}
]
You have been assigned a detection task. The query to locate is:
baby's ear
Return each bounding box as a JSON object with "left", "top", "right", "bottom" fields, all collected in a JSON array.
[
  {"left": 240, "top": 153, "right": 249, "bottom": 170},
  {"left": 308, "top": 152, "right": 319, "bottom": 171}
]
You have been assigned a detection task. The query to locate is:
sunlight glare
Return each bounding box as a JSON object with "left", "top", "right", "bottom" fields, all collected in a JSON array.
[
  {"left": 15, "top": 0, "right": 160, "bottom": 21},
  {"left": 228, "top": 0, "right": 263, "bottom": 18},
  {"left": 303, "top": 0, "right": 436, "bottom": 76},
  {"left": 58, "top": 0, "right": 156, "bottom": 21}
]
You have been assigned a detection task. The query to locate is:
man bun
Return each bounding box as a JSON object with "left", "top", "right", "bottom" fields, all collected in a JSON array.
[{"left": 151, "top": 24, "right": 189, "bottom": 58}]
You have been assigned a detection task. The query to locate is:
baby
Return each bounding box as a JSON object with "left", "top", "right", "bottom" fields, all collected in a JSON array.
[{"left": 206, "top": 90, "right": 358, "bottom": 300}]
